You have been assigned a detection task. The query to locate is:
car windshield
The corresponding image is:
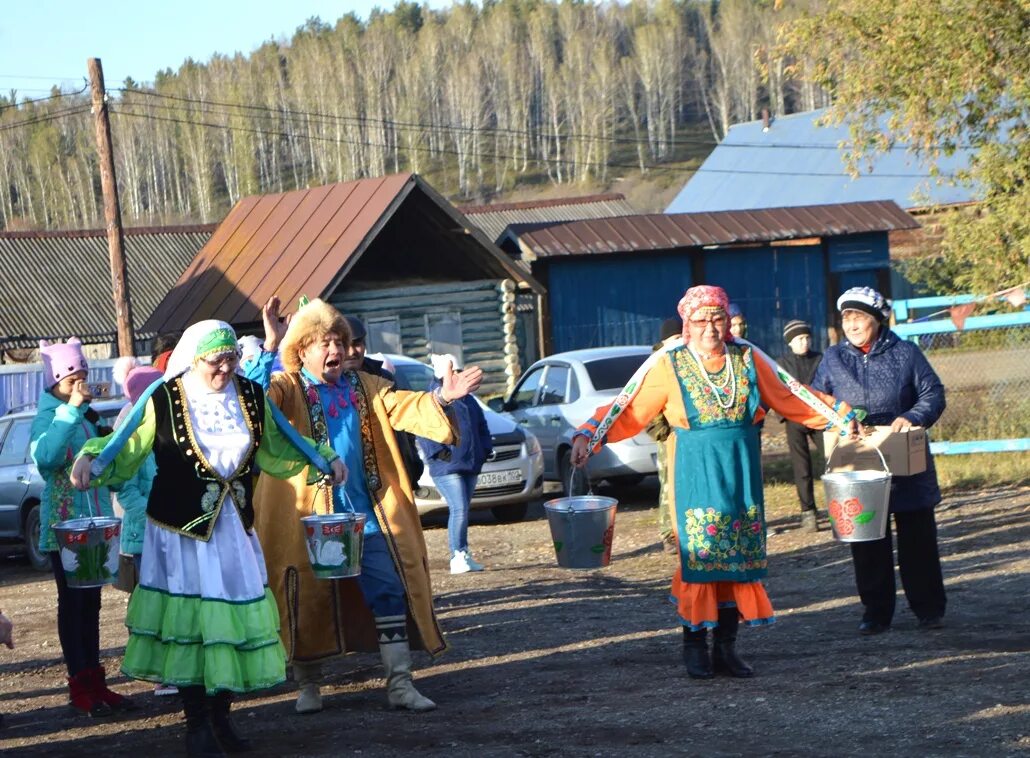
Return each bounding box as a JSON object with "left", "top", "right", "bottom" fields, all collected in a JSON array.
[
  {"left": 393, "top": 363, "right": 435, "bottom": 392},
  {"left": 583, "top": 354, "right": 648, "bottom": 391}
]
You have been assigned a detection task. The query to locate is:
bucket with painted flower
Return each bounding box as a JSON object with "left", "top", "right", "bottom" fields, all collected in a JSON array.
[
  {"left": 301, "top": 489, "right": 366, "bottom": 579},
  {"left": 51, "top": 517, "right": 121, "bottom": 588},
  {"left": 822, "top": 442, "right": 892, "bottom": 543}
]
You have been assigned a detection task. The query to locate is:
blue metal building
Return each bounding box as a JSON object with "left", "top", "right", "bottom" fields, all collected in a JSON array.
[
  {"left": 666, "top": 108, "right": 979, "bottom": 214},
  {"left": 500, "top": 201, "right": 918, "bottom": 356}
]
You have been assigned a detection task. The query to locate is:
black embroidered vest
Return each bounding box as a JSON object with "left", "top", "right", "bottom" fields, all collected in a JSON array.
[{"left": 147, "top": 376, "right": 265, "bottom": 541}]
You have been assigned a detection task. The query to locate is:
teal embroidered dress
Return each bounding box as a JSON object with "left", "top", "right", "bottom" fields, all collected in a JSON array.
[{"left": 669, "top": 344, "right": 767, "bottom": 583}]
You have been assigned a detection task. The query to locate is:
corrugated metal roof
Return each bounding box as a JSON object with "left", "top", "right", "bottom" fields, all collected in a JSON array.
[
  {"left": 666, "top": 108, "right": 980, "bottom": 213},
  {"left": 458, "top": 192, "right": 638, "bottom": 242},
  {"left": 0, "top": 225, "right": 215, "bottom": 348},
  {"left": 145, "top": 173, "right": 541, "bottom": 334},
  {"left": 505, "top": 200, "right": 919, "bottom": 258}
]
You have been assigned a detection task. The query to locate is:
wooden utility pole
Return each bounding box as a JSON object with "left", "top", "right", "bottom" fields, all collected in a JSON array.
[{"left": 88, "top": 57, "right": 135, "bottom": 357}]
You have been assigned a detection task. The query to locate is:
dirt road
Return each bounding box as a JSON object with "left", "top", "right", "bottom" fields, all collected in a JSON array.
[{"left": 1, "top": 482, "right": 1028, "bottom": 757}]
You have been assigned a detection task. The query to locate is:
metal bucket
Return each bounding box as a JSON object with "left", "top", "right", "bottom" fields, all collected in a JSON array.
[
  {"left": 823, "top": 440, "right": 892, "bottom": 543},
  {"left": 51, "top": 517, "right": 121, "bottom": 588},
  {"left": 301, "top": 512, "right": 366, "bottom": 579},
  {"left": 544, "top": 495, "right": 618, "bottom": 569}
]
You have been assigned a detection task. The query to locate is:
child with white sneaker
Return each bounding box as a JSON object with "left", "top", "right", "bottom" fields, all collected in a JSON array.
[{"left": 417, "top": 355, "right": 492, "bottom": 574}]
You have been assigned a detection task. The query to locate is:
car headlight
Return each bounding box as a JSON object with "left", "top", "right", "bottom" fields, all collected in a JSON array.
[{"left": 524, "top": 432, "right": 541, "bottom": 456}]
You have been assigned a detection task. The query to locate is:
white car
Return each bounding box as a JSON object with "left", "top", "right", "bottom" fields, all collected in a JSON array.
[
  {"left": 385, "top": 355, "right": 545, "bottom": 523},
  {"left": 488, "top": 346, "right": 658, "bottom": 495}
]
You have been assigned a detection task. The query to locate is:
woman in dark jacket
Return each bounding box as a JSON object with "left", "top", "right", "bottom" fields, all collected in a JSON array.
[
  {"left": 417, "top": 354, "right": 493, "bottom": 574},
  {"left": 811, "top": 287, "right": 947, "bottom": 635}
]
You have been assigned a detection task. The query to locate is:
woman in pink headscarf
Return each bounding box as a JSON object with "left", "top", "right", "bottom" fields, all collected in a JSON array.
[{"left": 572, "top": 285, "right": 855, "bottom": 680}]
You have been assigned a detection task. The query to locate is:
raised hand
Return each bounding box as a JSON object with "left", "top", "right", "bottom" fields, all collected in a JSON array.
[
  {"left": 261, "top": 296, "right": 289, "bottom": 353},
  {"left": 69, "top": 379, "right": 92, "bottom": 408},
  {"left": 440, "top": 363, "right": 483, "bottom": 402}
]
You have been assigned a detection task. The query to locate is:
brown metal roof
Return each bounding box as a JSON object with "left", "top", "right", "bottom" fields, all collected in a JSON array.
[
  {"left": 0, "top": 225, "right": 216, "bottom": 348},
  {"left": 457, "top": 193, "right": 638, "bottom": 242},
  {"left": 145, "top": 173, "right": 541, "bottom": 333},
  {"left": 504, "top": 200, "right": 919, "bottom": 259}
]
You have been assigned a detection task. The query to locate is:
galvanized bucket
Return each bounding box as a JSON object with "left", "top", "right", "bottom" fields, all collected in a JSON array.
[
  {"left": 823, "top": 440, "right": 892, "bottom": 543},
  {"left": 51, "top": 516, "right": 121, "bottom": 588},
  {"left": 544, "top": 470, "right": 617, "bottom": 568},
  {"left": 301, "top": 511, "right": 366, "bottom": 579}
]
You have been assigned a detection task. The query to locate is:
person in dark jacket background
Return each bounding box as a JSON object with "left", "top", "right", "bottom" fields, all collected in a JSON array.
[
  {"left": 811, "top": 287, "right": 947, "bottom": 635},
  {"left": 780, "top": 320, "right": 823, "bottom": 532},
  {"left": 342, "top": 315, "right": 425, "bottom": 487},
  {"left": 417, "top": 354, "right": 493, "bottom": 574}
]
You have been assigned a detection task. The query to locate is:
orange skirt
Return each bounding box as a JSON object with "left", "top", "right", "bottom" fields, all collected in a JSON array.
[{"left": 670, "top": 568, "right": 775, "bottom": 631}]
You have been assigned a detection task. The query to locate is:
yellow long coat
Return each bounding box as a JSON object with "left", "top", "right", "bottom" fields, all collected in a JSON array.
[{"left": 253, "top": 370, "right": 456, "bottom": 662}]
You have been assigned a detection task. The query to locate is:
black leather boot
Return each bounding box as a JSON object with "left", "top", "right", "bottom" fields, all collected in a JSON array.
[
  {"left": 209, "top": 691, "right": 252, "bottom": 753},
  {"left": 682, "top": 627, "right": 713, "bottom": 679},
  {"left": 180, "top": 686, "right": 225, "bottom": 757},
  {"left": 713, "top": 607, "right": 754, "bottom": 678}
]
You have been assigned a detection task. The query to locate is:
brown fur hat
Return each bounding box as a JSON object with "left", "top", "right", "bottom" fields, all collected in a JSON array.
[{"left": 280, "top": 298, "right": 351, "bottom": 373}]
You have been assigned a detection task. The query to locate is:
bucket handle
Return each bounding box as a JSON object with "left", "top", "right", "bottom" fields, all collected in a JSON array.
[
  {"left": 825, "top": 432, "right": 892, "bottom": 476},
  {"left": 566, "top": 464, "right": 594, "bottom": 497},
  {"left": 312, "top": 476, "right": 357, "bottom": 517}
]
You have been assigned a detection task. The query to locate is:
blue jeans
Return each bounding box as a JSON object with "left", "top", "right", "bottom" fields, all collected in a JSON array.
[
  {"left": 357, "top": 533, "right": 407, "bottom": 618},
  {"left": 433, "top": 472, "right": 478, "bottom": 556}
]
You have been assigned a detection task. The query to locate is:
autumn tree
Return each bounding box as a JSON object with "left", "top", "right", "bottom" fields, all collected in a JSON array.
[{"left": 782, "top": 0, "right": 1030, "bottom": 295}]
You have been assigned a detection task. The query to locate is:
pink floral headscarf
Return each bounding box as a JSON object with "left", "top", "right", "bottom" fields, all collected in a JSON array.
[{"left": 676, "top": 285, "right": 731, "bottom": 342}]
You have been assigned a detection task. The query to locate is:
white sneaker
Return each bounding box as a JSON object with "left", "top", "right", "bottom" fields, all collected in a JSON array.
[{"left": 450, "top": 550, "right": 484, "bottom": 574}]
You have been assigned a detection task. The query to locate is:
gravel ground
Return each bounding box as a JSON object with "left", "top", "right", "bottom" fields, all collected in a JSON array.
[{"left": 1, "top": 480, "right": 1027, "bottom": 757}]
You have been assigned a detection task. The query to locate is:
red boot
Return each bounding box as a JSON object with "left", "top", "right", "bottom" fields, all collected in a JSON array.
[
  {"left": 89, "top": 666, "right": 136, "bottom": 711},
  {"left": 68, "top": 671, "right": 112, "bottom": 717}
]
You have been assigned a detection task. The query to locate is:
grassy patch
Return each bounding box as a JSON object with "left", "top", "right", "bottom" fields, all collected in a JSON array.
[{"left": 933, "top": 451, "right": 1030, "bottom": 492}]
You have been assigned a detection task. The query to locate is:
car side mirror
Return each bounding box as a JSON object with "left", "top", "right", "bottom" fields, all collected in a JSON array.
[{"left": 486, "top": 397, "right": 507, "bottom": 413}]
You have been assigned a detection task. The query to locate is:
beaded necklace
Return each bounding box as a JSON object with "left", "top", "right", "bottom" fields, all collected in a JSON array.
[{"left": 687, "top": 344, "right": 737, "bottom": 409}]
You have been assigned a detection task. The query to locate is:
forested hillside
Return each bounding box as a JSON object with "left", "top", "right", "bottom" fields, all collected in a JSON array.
[{"left": 0, "top": 0, "right": 828, "bottom": 230}]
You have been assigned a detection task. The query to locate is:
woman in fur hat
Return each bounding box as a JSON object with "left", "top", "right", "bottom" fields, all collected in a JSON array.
[{"left": 245, "top": 296, "right": 482, "bottom": 715}]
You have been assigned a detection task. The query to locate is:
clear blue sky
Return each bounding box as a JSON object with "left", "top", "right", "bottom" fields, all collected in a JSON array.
[{"left": 0, "top": 1, "right": 452, "bottom": 98}]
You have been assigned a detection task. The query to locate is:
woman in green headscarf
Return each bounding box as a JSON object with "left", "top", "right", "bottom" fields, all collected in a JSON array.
[{"left": 72, "top": 320, "right": 345, "bottom": 756}]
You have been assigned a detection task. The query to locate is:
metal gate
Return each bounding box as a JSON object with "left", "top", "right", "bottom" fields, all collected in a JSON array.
[{"left": 893, "top": 294, "right": 1030, "bottom": 454}]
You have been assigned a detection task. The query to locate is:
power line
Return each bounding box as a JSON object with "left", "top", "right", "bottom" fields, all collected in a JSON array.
[
  {"left": 0, "top": 83, "right": 89, "bottom": 113},
  {"left": 110, "top": 105, "right": 686, "bottom": 175},
  {"left": 114, "top": 86, "right": 978, "bottom": 153},
  {"left": 0, "top": 105, "right": 91, "bottom": 133},
  {"left": 117, "top": 98, "right": 676, "bottom": 157},
  {"left": 695, "top": 166, "right": 955, "bottom": 179},
  {"left": 110, "top": 104, "right": 954, "bottom": 180},
  {"left": 115, "top": 86, "right": 709, "bottom": 149},
  {"left": 0, "top": 74, "right": 86, "bottom": 81}
]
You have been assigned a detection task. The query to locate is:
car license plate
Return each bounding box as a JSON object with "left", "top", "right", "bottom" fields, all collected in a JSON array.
[{"left": 477, "top": 469, "right": 523, "bottom": 487}]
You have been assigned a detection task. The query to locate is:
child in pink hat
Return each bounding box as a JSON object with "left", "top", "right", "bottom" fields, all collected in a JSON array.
[
  {"left": 39, "top": 338, "right": 89, "bottom": 390},
  {"left": 30, "top": 339, "right": 134, "bottom": 716}
]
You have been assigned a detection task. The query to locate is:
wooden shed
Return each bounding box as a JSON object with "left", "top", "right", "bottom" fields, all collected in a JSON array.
[{"left": 145, "top": 173, "right": 543, "bottom": 396}]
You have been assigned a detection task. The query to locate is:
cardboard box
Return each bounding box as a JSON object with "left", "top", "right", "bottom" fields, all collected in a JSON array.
[{"left": 823, "top": 426, "right": 927, "bottom": 476}]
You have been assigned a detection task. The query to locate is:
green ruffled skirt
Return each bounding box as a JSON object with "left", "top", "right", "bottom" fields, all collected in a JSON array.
[{"left": 121, "top": 586, "right": 287, "bottom": 694}]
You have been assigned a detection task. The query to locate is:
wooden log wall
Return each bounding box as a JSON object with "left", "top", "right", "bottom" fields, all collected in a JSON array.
[{"left": 331, "top": 279, "right": 523, "bottom": 398}]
